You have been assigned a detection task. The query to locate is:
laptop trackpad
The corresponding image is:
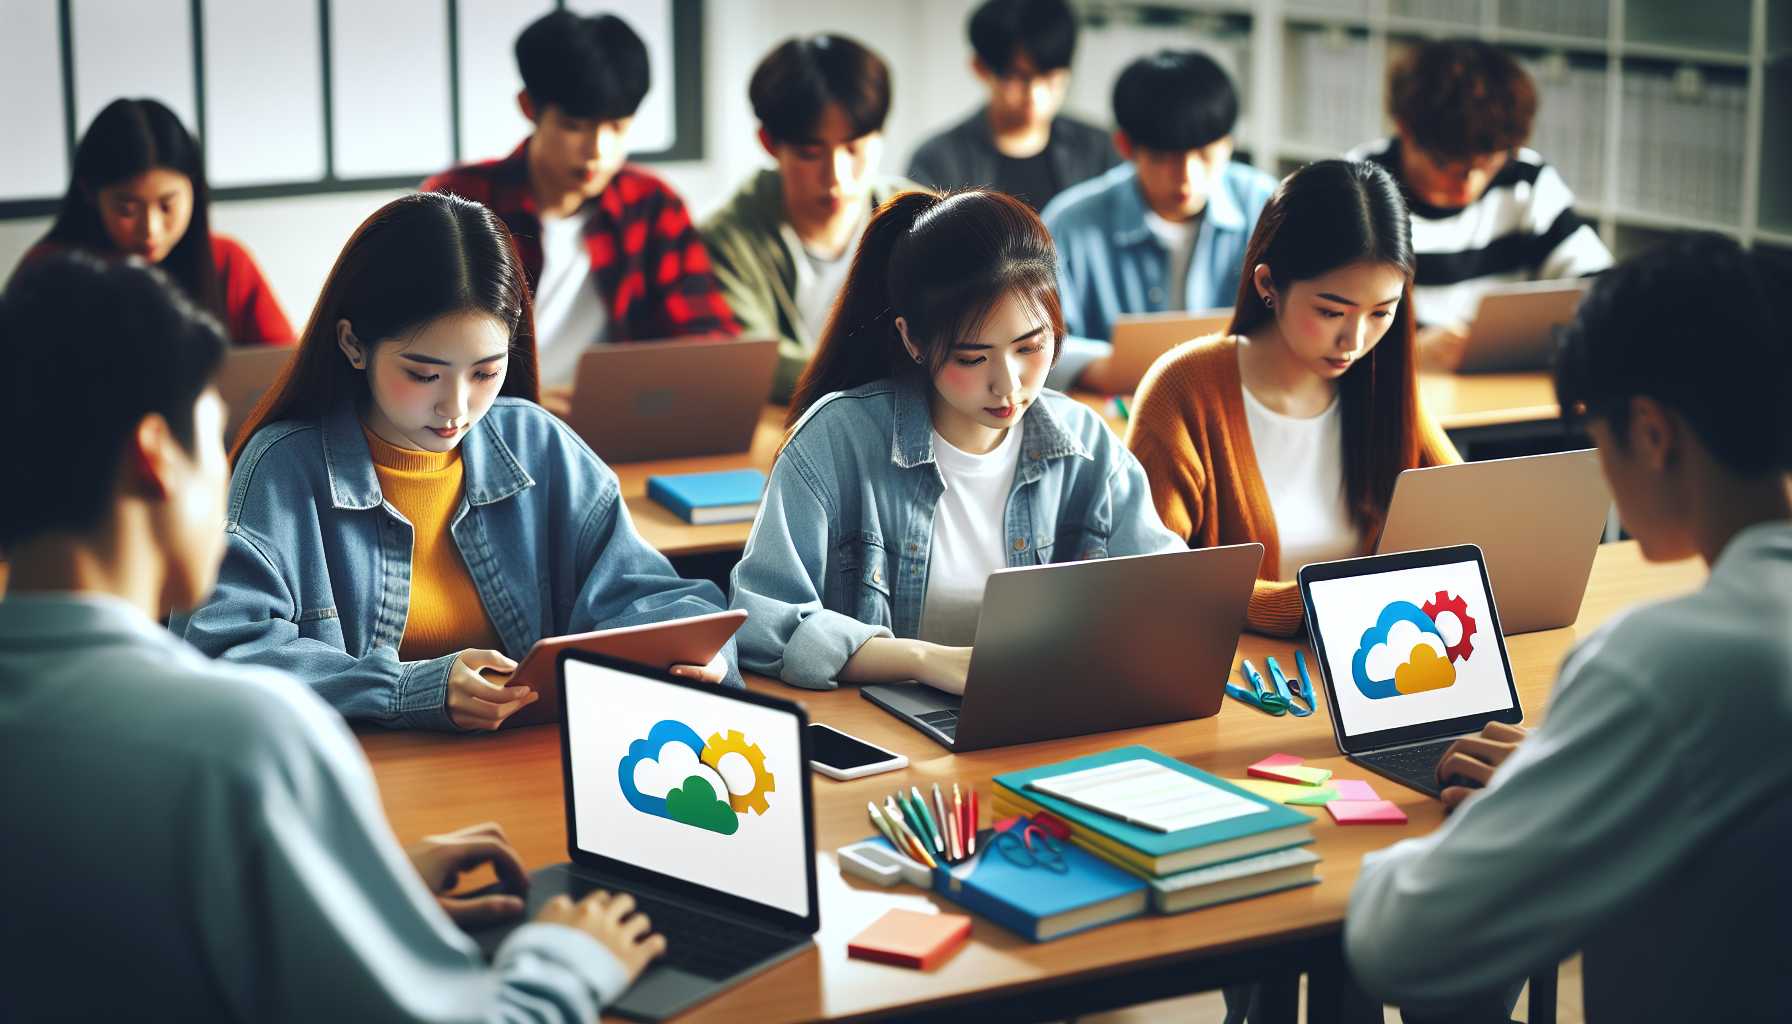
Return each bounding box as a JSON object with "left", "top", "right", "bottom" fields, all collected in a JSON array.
[{"left": 861, "top": 682, "right": 961, "bottom": 716}]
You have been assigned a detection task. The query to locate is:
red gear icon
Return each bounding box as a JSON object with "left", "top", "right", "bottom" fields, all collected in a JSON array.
[{"left": 1422, "top": 590, "right": 1476, "bottom": 663}]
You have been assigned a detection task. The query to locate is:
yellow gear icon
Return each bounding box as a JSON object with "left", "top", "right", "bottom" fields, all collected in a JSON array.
[{"left": 700, "top": 729, "right": 775, "bottom": 816}]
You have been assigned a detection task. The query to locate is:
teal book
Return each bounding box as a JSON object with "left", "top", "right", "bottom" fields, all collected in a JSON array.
[
  {"left": 646, "top": 469, "right": 766, "bottom": 524},
  {"left": 992, "top": 745, "right": 1314, "bottom": 877},
  {"left": 922, "top": 819, "right": 1149, "bottom": 942}
]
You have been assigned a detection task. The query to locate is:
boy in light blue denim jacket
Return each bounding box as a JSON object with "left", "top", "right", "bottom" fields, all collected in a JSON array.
[
  {"left": 184, "top": 194, "right": 739, "bottom": 732},
  {"left": 731, "top": 189, "right": 1182, "bottom": 693}
]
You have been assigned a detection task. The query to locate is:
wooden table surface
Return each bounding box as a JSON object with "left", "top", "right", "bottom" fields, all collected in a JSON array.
[
  {"left": 361, "top": 541, "right": 1701, "bottom": 1022},
  {"left": 618, "top": 373, "right": 1558, "bottom": 560}
]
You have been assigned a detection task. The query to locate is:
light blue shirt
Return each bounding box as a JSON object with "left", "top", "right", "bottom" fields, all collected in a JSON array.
[
  {"left": 729, "top": 374, "right": 1183, "bottom": 689},
  {"left": 1041, "top": 162, "right": 1278, "bottom": 388},
  {"left": 1346, "top": 522, "right": 1792, "bottom": 1020},
  {"left": 182, "top": 396, "right": 740, "bottom": 730},
  {"left": 0, "top": 592, "right": 628, "bottom": 1022}
]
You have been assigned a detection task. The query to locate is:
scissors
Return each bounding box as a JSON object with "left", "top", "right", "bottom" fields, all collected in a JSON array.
[
  {"left": 1225, "top": 659, "right": 1290, "bottom": 715},
  {"left": 1266, "top": 653, "right": 1317, "bottom": 717}
]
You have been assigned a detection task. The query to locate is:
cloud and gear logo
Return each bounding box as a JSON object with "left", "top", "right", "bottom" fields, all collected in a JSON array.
[
  {"left": 1350, "top": 591, "right": 1478, "bottom": 700},
  {"left": 617, "top": 720, "right": 776, "bottom": 835}
]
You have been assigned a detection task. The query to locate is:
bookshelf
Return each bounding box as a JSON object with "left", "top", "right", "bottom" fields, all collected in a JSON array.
[{"left": 1073, "top": 0, "right": 1789, "bottom": 262}]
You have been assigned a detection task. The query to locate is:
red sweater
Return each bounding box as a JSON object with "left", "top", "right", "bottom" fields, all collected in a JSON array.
[{"left": 16, "top": 234, "right": 294, "bottom": 346}]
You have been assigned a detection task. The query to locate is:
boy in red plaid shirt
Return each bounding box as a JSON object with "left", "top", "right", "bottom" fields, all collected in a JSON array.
[{"left": 424, "top": 10, "right": 737, "bottom": 406}]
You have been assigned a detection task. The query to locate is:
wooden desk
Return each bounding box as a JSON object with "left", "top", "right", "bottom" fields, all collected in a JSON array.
[{"left": 362, "top": 542, "right": 1703, "bottom": 1022}]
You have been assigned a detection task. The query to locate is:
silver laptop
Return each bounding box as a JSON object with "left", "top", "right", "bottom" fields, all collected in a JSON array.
[
  {"left": 1457, "top": 278, "right": 1591, "bottom": 373},
  {"left": 1298, "top": 544, "right": 1525, "bottom": 797},
  {"left": 215, "top": 346, "right": 295, "bottom": 443},
  {"left": 862, "top": 543, "right": 1262, "bottom": 751},
  {"left": 474, "top": 650, "right": 817, "bottom": 1021},
  {"left": 1107, "top": 308, "right": 1233, "bottom": 392},
  {"left": 567, "top": 337, "right": 779, "bottom": 463},
  {"left": 1377, "top": 449, "right": 1609, "bottom": 634}
]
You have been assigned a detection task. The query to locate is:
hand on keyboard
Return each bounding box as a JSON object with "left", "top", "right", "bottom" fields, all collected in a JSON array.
[
  {"left": 537, "top": 889, "right": 668, "bottom": 983},
  {"left": 1436, "top": 722, "right": 1529, "bottom": 812}
]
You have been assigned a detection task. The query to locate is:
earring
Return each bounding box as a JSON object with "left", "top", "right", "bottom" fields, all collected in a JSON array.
[{"left": 1262, "top": 293, "right": 1274, "bottom": 307}]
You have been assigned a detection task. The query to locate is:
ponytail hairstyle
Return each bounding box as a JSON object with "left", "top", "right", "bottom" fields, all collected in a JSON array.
[
  {"left": 46, "top": 98, "right": 225, "bottom": 323},
  {"left": 788, "top": 189, "right": 1064, "bottom": 425},
  {"left": 230, "top": 192, "right": 539, "bottom": 461},
  {"left": 1227, "top": 159, "right": 1421, "bottom": 533}
]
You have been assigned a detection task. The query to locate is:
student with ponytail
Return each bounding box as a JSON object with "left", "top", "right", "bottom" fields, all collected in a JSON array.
[
  {"left": 183, "top": 192, "right": 737, "bottom": 732},
  {"left": 16, "top": 98, "right": 292, "bottom": 345},
  {"left": 1125, "top": 160, "right": 1460, "bottom": 636},
  {"left": 730, "top": 189, "right": 1182, "bottom": 693}
]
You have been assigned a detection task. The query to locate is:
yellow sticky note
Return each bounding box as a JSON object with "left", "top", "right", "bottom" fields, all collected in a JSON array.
[
  {"left": 1231, "top": 779, "right": 1339, "bottom": 806},
  {"left": 1249, "top": 761, "right": 1333, "bottom": 786}
]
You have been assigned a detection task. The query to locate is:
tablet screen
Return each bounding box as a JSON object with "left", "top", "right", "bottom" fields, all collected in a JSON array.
[{"left": 1306, "top": 556, "right": 1516, "bottom": 742}]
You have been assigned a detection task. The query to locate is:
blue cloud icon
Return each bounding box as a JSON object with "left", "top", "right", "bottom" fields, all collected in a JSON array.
[
  {"left": 1351, "top": 601, "right": 1445, "bottom": 700},
  {"left": 617, "top": 719, "right": 707, "bottom": 817}
]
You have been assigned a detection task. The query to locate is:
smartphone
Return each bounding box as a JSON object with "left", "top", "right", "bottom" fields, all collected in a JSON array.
[{"left": 807, "top": 723, "right": 907, "bottom": 780}]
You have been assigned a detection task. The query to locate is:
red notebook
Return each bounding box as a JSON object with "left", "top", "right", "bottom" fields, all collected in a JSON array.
[{"left": 847, "top": 909, "right": 972, "bottom": 970}]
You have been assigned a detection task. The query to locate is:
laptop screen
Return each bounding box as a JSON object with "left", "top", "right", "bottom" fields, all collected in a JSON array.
[
  {"left": 562, "top": 658, "right": 812, "bottom": 919},
  {"left": 1305, "top": 555, "right": 1517, "bottom": 745}
]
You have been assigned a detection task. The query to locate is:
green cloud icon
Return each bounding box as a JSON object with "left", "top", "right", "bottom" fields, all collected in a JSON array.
[{"left": 665, "top": 774, "right": 739, "bottom": 835}]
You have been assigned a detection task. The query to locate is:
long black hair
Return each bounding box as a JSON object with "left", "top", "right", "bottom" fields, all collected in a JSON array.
[
  {"left": 44, "top": 98, "right": 225, "bottom": 322},
  {"left": 1227, "top": 159, "right": 1421, "bottom": 532},
  {"left": 788, "top": 189, "right": 1064, "bottom": 425},
  {"left": 230, "top": 192, "right": 539, "bottom": 460}
]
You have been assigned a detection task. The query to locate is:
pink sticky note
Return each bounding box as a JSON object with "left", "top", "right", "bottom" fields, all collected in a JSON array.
[
  {"left": 1331, "top": 779, "right": 1379, "bottom": 802},
  {"left": 1256, "top": 753, "right": 1305, "bottom": 767},
  {"left": 1327, "top": 800, "right": 1408, "bottom": 825},
  {"left": 1249, "top": 757, "right": 1332, "bottom": 786}
]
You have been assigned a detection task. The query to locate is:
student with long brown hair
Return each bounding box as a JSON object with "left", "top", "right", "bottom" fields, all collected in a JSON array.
[
  {"left": 729, "top": 189, "right": 1181, "bottom": 693},
  {"left": 183, "top": 192, "right": 737, "bottom": 731},
  {"left": 1125, "top": 159, "right": 1460, "bottom": 636}
]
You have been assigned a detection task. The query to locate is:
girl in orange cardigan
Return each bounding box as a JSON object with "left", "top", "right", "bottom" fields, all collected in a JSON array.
[{"left": 1126, "top": 160, "right": 1459, "bottom": 635}]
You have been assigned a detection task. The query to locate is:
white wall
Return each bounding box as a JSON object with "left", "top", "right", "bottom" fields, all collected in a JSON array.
[{"left": 2, "top": 0, "right": 1123, "bottom": 325}]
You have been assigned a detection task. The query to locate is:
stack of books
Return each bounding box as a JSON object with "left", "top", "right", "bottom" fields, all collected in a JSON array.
[{"left": 992, "top": 745, "right": 1320, "bottom": 914}]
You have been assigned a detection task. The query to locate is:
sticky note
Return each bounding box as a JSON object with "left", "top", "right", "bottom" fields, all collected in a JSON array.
[
  {"left": 848, "top": 909, "right": 973, "bottom": 970},
  {"left": 1230, "top": 779, "right": 1339, "bottom": 806},
  {"left": 1330, "top": 779, "right": 1379, "bottom": 802},
  {"left": 1327, "top": 799, "right": 1408, "bottom": 825},
  {"left": 1254, "top": 753, "right": 1305, "bottom": 768},
  {"left": 1249, "top": 759, "right": 1333, "bottom": 786}
]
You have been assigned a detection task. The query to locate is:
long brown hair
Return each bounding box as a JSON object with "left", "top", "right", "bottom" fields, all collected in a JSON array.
[
  {"left": 1226, "top": 159, "right": 1421, "bottom": 532},
  {"left": 788, "top": 189, "right": 1064, "bottom": 425},
  {"left": 230, "top": 192, "right": 539, "bottom": 461}
]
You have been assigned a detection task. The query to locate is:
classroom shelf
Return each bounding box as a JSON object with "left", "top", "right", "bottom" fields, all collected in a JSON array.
[
  {"left": 1755, "top": 228, "right": 1792, "bottom": 247},
  {"left": 1491, "top": 28, "right": 1612, "bottom": 57},
  {"left": 1608, "top": 207, "right": 1745, "bottom": 236},
  {"left": 1496, "top": 0, "right": 1609, "bottom": 43},
  {"left": 1619, "top": 42, "right": 1753, "bottom": 69},
  {"left": 1624, "top": 0, "right": 1752, "bottom": 60}
]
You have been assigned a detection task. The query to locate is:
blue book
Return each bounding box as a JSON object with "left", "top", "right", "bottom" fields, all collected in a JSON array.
[
  {"left": 993, "top": 746, "right": 1314, "bottom": 877},
  {"left": 646, "top": 469, "right": 766, "bottom": 524}
]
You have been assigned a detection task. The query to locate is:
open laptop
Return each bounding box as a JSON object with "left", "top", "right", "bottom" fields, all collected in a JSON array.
[
  {"left": 216, "top": 345, "right": 295, "bottom": 443},
  {"left": 1298, "top": 544, "right": 1524, "bottom": 797},
  {"left": 1107, "top": 308, "right": 1233, "bottom": 393},
  {"left": 1456, "top": 278, "right": 1591, "bottom": 373},
  {"left": 1377, "top": 449, "right": 1609, "bottom": 634},
  {"left": 566, "top": 337, "right": 779, "bottom": 463},
  {"left": 472, "top": 650, "right": 818, "bottom": 1021},
  {"left": 861, "top": 543, "right": 1262, "bottom": 751}
]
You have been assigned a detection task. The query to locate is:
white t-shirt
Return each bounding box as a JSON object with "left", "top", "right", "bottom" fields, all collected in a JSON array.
[
  {"left": 532, "top": 209, "right": 609, "bottom": 390},
  {"left": 918, "top": 424, "right": 1025, "bottom": 647},
  {"left": 1144, "top": 210, "right": 1202, "bottom": 312},
  {"left": 1240, "top": 384, "right": 1359, "bottom": 580},
  {"left": 792, "top": 216, "right": 866, "bottom": 345}
]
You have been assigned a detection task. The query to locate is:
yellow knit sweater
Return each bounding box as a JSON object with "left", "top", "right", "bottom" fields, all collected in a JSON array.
[
  {"left": 363, "top": 427, "right": 503, "bottom": 661},
  {"left": 1124, "top": 335, "right": 1461, "bottom": 636}
]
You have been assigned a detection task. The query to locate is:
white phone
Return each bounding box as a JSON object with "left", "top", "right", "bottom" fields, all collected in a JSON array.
[{"left": 807, "top": 723, "right": 907, "bottom": 780}]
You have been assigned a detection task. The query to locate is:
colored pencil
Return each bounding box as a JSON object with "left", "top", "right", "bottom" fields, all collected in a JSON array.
[
  {"left": 912, "top": 786, "right": 945, "bottom": 853},
  {"left": 967, "top": 789, "right": 978, "bottom": 854},
  {"left": 885, "top": 797, "right": 936, "bottom": 867}
]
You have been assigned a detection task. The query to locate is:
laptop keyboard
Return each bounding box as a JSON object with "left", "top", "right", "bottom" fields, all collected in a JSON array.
[
  {"left": 1357, "top": 739, "right": 1458, "bottom": 794},
  {"left": 567, "top": 879, "right": 797, "bottom": 980},
  {"left": 917, "top": 709, "right": 959, "bottom": 740}
]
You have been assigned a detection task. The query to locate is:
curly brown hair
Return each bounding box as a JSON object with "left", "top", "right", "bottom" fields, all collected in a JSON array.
[{"left": 1388, "top": 39, "right": 1536, "bottom": 161}]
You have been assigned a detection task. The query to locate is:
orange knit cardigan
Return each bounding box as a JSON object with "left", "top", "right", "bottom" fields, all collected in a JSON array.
[{"left": 1124, "top": 335, "right": 1461, "bottom": 636}]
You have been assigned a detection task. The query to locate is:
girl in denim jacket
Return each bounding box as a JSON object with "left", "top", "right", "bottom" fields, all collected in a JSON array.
[
  {"left": 184, "top": 192, "right": 737, "bottom": 731},
  {"left": 730, "top": 189, "right": 1182, "bottom": 692}
]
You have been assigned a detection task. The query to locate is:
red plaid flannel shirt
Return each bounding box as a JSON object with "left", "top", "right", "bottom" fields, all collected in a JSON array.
[{"left": 423, "top": 141, "right": 738, "bottom": 341}]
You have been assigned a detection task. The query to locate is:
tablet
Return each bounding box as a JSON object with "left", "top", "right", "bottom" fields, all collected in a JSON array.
[
  {"left": 499, "top": 609, "right": 748, "bottom": 727},
  {"left": 1457, "top": 279, "right": 1590, "bottom": 373},
  {"left": 1107, "top": 308, "right": 1232, "bottom": 392}
]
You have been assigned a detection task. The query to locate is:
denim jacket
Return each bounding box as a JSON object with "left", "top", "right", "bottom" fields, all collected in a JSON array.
[
  {"left": 1040, "top": 161, "right": 1278, "bottom": 386},
  {"left": 729, "top": 376, "right": 1182, "bottom": 690},
  {"left": 182, "top": 397, "right": 740, "bottom": 729}
]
